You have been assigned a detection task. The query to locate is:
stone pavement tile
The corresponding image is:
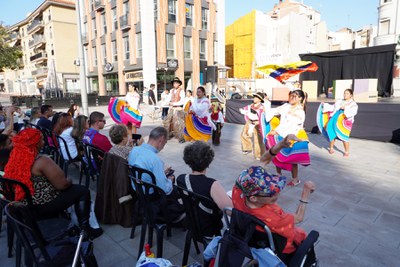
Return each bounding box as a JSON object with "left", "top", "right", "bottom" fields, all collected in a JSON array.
[
  {"left": 322, "top": 198, "right": 381, "bottom": 222},
  {"left": 353, "top": 241, "right": 400, "bottom": 267},
  {"left": 315, "top": 240, "right": 385, "bottom": 267},
  {"left": 109, "top": 256, "right": 137, "bottom": 267},
  {"left": 94, "top": 233, "right": 132, "bottom": 267},
  {"left": 359, "top": 195, "right": 400, "bottom": 216},
  {"left": 318, "top": 184, "right": 364, "bottom": 204},
  {"left": 304, "top": 206, "right": 345, "bottom": 226},
  {"left": 337, "top": 215, "right": 400, "bottom": 249},
  {"left": 300, "top": 218, "right": 362, "bottom": 253},
  {"left": 374, "top": 212, "right": 400, "bottom": 233},
  {"left": 101, "top": 224, "right": 132, "bottom": 243}
]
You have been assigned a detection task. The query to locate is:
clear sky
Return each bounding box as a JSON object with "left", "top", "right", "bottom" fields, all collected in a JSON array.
[{"left": 1, "top": 0, "right": 378, "bottom": 32}]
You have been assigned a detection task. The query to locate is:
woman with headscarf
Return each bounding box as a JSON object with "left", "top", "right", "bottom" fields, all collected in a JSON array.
[
  {"left": 262, "top": 90, "right": 310, "bottom": 186},
  {"left": 3, "top": 128, "right": 103, "bottom": 239}
]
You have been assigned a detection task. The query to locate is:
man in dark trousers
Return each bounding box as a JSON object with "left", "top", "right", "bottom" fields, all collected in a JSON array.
[{"left": 148, "top": 84, "right": 156, "bottom": 105}]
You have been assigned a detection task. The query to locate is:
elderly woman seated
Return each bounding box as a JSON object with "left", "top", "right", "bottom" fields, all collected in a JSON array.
[
  {"left": 177, "top": 141, "right": 232, "bottom": 237},
  {"left": 108, "top": 124, "right": 143, "bottom": 160},
  {"left": 3, "top": 128, "right": 103, "bottom": 239}
]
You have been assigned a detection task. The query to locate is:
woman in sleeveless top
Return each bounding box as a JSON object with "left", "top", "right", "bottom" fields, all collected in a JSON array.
[
  {"left": 4, "top": 128, "right": 103, "bottom": 239},
  {"left": 176, "top": 141, "right": 232, "bottom": 237}
]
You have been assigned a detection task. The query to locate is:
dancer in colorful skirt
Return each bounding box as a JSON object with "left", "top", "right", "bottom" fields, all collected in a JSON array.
[
  {"left": 240, "top": 92, "right": 266, "bottom": 160},
  {"left": 263, "top": 90, "right": 310, "bottom": 186},
  {"left": 163, "top": 77, "right": 186, "bottom": 143},
  {"left": 210, "top": 97, "right": 224, "bottom": 145},
  {"left": 108, "top": 84, "right": 143, "bottom": 134},
  {"left": 317, "top": 89, "right": 358, "bottom": 157},
  {"left": 183, "top": 86, "right": 216, "bottom": 142}
]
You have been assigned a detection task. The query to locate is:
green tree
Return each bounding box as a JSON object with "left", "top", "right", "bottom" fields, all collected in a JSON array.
[{"left": 0, "top": 24, "right": 23, "bottom": 71}]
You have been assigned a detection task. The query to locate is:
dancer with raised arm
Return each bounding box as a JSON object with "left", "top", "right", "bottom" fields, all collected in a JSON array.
[{"left": 263, "top": 90, "right": 310, "bottom": 186}]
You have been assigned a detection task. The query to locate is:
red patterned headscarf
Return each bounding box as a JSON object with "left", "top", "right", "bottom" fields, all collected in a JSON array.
[{"left": 4, "top": 128, "right": 42, "bottom": 201}]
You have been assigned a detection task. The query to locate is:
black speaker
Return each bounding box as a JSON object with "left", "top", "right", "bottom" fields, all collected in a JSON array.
[{"left": 206, "top": 66, "right": 218, "bottom": 83}]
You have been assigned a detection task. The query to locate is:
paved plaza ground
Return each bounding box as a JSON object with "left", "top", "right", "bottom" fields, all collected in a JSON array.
[{"left": 1, "top": 103, "right": 400, "bottom": 266}]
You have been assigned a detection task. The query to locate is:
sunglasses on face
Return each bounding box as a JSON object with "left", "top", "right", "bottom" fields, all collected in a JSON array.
[{"left": 98, "top": 119, "right": 106, "bottom": 124}]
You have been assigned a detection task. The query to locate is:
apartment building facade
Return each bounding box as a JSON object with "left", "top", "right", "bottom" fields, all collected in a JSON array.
[
  {"left": 225, "top": 0, "right": 328, "bottom": 79},
  {"left": 81, "top": 0, "right": 225, "bottom": 98},
  {"left": 3, "top": 0, "right": 79, "bottom": 97}
]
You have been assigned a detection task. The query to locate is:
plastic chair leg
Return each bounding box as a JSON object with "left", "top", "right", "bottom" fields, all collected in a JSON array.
[
  {"left": 182, "top": 231, "right": 192, "bottom": 266},
  {"left": 193, "top": 239, "right": 201, "bottom": 254},
  {"left": 7, "top": 218, "right": 14, "bottom": 257},
  {"left": 137, "top": 221, "right": 147, "bottom": 260},
  {"left": 148, "top": 225, "right": 154, "bottom": 247},
  {"left": 156, "top": 228, "right": 165, "bottom": 258},
  {"left": 16, "top": 240, "right": 22, "bottom": 267}
]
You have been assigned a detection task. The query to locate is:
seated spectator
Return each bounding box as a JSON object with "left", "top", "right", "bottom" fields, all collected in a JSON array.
[
  {"left": 13, "top": 107, "right": 25, "bottom": 132},
  {"left": 3, "top": 128, "right": 103, "bottom": 239},
  {"left": 30, "top": 107, "right": 41, "bottom": 125},
  {"left": 128, "top": 126, "right": 185, "bottom": 223},
  {"left": 67, "top": 104, "right": 80, "bottom": 119},
  {"left": 37, "top": 105, "right": 54, "bottom": 130},
  {"left": 177, "top": 141, "right": 232, "bottom": 237},
  {"left": 71, "top": 115, "right": 89, "bottom": 140},
  {"left": 53, "top": 113, "right": 78, "bottom": 160},
  {"left": 0, "top": 107, "right": 17, "bottom": 171},
  {"left": 232, "top": 166, "right": 315, "bottom": 255},
  {"left": 108, "top": 124, "right": 134, "bottom": 160},
  {"left": 83, "top": 112, "right": 112, "bottom": 152}
]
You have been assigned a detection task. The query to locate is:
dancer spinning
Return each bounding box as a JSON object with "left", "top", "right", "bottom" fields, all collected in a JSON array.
[
  {"left": 240, "top": 92, "right": 266, "bottom": 160},
  {"left": 317, "top": 89, "right": 358, "bottom": 157},
  {"left": 263, "top": 90, "right": 310, "bottom": 186},
  {"left": 184, "top": 86, "right": 215, "bottom": 142},
  {"left": 108, "top": 83, "right": 143, "bottom": 135}
]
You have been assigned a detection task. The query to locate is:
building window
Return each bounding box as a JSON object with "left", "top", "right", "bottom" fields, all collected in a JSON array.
[
  {"left": 123, "top": 1, "right": 130, "bottom": 15},
  {"left": 49, "top": 26, "right": 52, "bottom": 38},
  {"left": 201, "top": 8, "right": 208, "bottom": 30},
  {"left": 380, "top": 19, "right": 390, "bottom": 35},
  {"left": 154, "top": 0, "right": 159, "bottom": 20},
  {"left": 93, "top": 47, "right": 97, "bottom": 66},
  {"left": 123, "top": 36, "right": 130, "bottom": 60},
  {"left": 168, "top": 0, "right": 177, "bottom": 23},
  {"left": 185, "top": 4, "right": 193, "bottom": 27},
  {"left": 214, "top": 41, "right": 218, "bottom": 62},
  {"left": 92, "top": 18, "right": 97, "bottom": 37},
  {"left": 166, "top": 33, "right": 175, "bottom": 58},
  {"left": 184, "top": 36, "right": 191, "bottom": 59},
  {"left": 101, "top": 13, "right": 107, "bottom": 35},
  {"left": 112, "top": 40, "right": 117, "bottom": 62},
  {"left": 112, "top": 8, "right": 118, "bottom": 30},
  {"left": 136, "top": 33, "right": 142, "bottom": 58},
  {"left": 383, "top": 0, "right": 392, "bottom": 3},
  {"left": 137, "top": 0, "right": 141, "bottom": 22},
  {"left": 200, "top": 38, "right": 206, "bottom": 60}
]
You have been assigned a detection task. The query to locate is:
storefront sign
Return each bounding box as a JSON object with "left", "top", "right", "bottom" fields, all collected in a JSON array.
[
  {"left": 125, "top": 71, "right": 143, "bottom": 82},
  {"left": 167, "top": 59, "right": 178, "bottom": 69},
  {"left": 105, "top": 62, "right": 114, "bottom": 72}
]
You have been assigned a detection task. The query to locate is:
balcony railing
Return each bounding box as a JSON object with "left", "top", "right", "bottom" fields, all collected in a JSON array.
[
  {"left": 32, "top": 67, "right": 48, "bottom": 77},
  {"left": 28, "top": 35, "right": 46, "bottom": 48},
  {"left": 27, "top": 20, "right": 44, "bottom": 33},
  {"left": 119, "top": 14, "right": 131, "bottom": 31},
  {"left": 94, "top": 0, "right": 105, "bottom": 11},
  {"left": 30, "top": 52, "right": 48, "bottom": 62},
  {"left": 9, "top": 32, "right": 21, "bottom": 40}
]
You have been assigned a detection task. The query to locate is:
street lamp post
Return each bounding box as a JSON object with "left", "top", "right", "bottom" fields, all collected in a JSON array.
[{"left": 163, "top": 67, "right": 168, "bottom": 91}]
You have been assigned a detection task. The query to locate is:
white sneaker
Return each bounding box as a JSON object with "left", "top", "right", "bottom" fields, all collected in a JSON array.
[{"left": 242, "top": 151, "right": 250, "bottom": 155}]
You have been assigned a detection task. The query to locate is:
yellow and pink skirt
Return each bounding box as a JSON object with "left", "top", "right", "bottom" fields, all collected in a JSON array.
[{"left": 108, "top": 97, "right": 143, "bottom": 128}]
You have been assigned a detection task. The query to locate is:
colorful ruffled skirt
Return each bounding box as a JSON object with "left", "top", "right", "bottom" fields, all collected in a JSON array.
[
  {"left": 183, "top": 102, "right": 213, "bottom": 142},
  {"left": 317, "top": 103, "right": 353, "bottom": 142},
  {"left": 108, "top": 97, "right": 143, "bottom": 128}
]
